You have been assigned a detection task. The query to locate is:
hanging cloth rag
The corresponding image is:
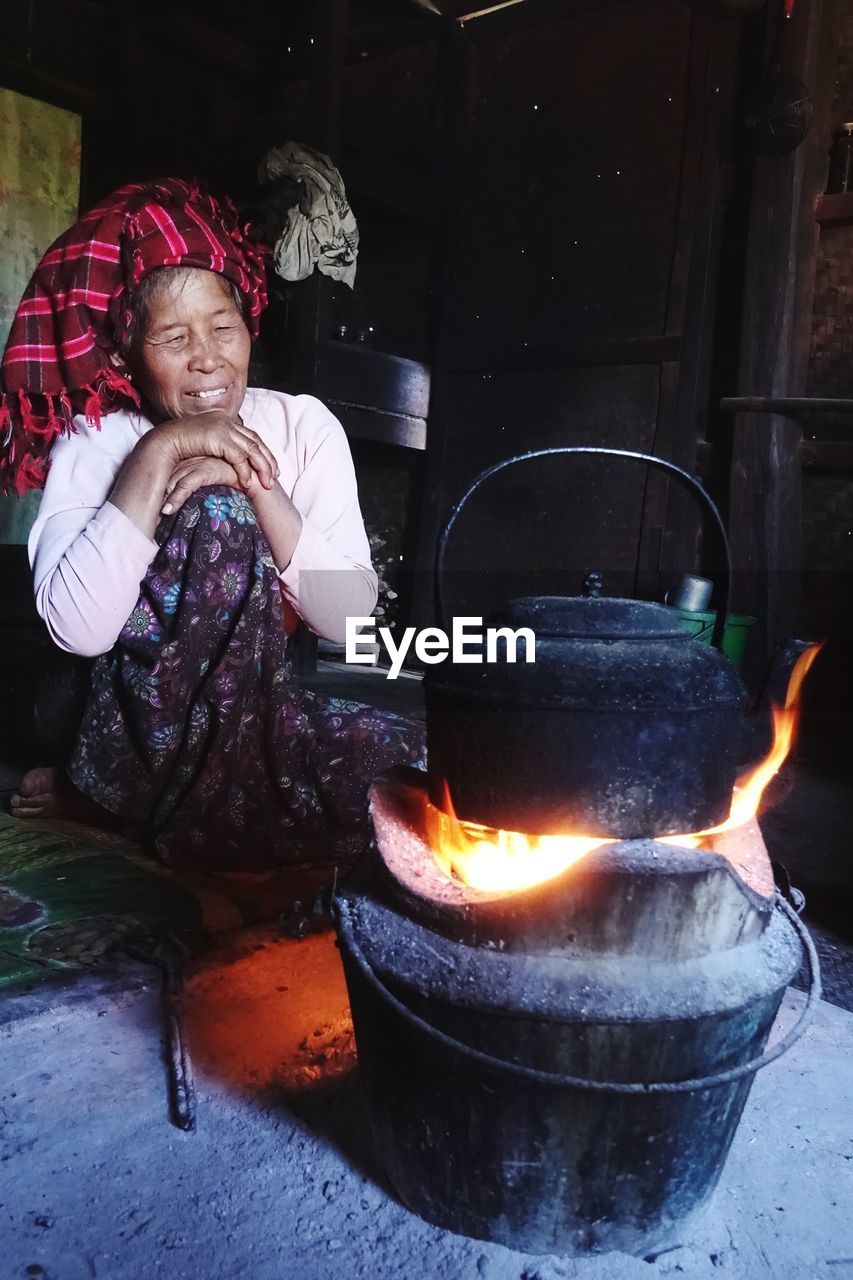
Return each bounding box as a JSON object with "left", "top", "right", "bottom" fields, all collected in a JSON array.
[{"left": 258, "top": 142, "right": 359, "bottom": 289}]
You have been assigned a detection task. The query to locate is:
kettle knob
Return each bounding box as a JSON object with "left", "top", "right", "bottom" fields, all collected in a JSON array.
[{"left": 582, "top": 571, "right": 603, "bottom": 598}]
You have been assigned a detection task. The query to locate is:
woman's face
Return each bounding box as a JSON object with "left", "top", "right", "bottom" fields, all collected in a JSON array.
[{"left": 125, "top": 267, "right": 251, "bottom": 423}]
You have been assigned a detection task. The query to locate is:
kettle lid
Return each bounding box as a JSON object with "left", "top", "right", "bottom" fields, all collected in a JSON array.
[{"left": 490, "top": 596, "right": 692, "bottom": 641}]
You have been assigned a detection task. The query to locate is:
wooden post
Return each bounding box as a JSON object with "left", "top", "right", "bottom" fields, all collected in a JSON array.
[
  {"left": 308, "top": 0, "right": 350, "bottom": 161},
  {"left": 411, "top": 19, "right": 475, "bottom": 628},
  {"left": 728, "top": 0, "right": 840, "bottom": 657},
  {"left": 636, "top": 16, "right": 741, "bottom": 603}
]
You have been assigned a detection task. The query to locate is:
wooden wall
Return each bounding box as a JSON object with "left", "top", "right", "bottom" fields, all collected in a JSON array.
[
  {"left": 805, "top": 5, "right": 853, "bottom": 645},
  {"left": 5, "top": 0, "right": 837, "bottom": 667},
  {"left": 415, "top": 0, "right": 741, "bottom": 624},
  {"left": 800, "top": 1, "right": 853, "bottom": 756}
]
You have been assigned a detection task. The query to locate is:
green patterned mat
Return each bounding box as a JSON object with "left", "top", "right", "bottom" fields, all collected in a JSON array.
[{"left": 0, "top": 813, "right": 217, "bottom": 988}]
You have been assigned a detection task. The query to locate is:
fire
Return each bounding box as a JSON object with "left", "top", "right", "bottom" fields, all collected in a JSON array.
[
  {"left": 699, "top": 642, "right": 821, "bottom": 838},
  {"left": 429, "top": 794, "right": 611, "bottom": 893},
  {"left": 431, "top": 644, "right": 821, "bottom": 893}
]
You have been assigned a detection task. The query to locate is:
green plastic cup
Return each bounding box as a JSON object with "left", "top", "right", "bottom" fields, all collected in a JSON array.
[{"left": 670, "top": 607, "right": 757, "bottom": 670}]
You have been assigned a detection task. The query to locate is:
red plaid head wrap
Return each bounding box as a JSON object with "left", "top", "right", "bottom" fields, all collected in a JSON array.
[{"left": 0, "top": 178, "right": 269, "bottom": 495}]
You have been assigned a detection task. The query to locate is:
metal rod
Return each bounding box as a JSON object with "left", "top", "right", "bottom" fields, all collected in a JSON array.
[{"left": 721, "top": 396, "right": 853, "bottom": 416}]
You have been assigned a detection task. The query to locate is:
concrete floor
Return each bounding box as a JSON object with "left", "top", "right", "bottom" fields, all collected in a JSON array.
[{"left": 0, "top": 930, "right": 852, "bottom": 1280}]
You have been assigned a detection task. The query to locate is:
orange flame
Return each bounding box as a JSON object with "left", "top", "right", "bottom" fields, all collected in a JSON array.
[
  {"left": 698, "top": 641, "right": 821, "bottom": 838},
  {"left": 428, "top": 789, "right": 611, "bottom": 892},
  {"left": 431, "top": 644, "right": 822, "bottom": 893}
]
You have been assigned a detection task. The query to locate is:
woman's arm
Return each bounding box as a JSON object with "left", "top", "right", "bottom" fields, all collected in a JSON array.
[
  {"left": 259, "top": 398, "right": 378, "bottom": 643},
  {"left": 33, "top": 500, "right": 161, "bottom": 657},
  {"left": 243, "top": 479, "right": 304, "bottom": 570},
  {"left": 30, "top": 414, "right": 161, "bottom": 656}
]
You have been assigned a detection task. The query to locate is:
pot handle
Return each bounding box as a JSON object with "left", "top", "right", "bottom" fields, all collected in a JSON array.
[
  {"left": 435, "top": 447, "right": 732, "bottom": 650},
  {"left": 335, "top": 892, "right": 820, "bottom": 1095}
]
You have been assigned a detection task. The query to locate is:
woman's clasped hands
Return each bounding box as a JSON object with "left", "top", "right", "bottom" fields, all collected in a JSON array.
[{"left": 146, "top": 409, "right": 280, "bottom": 515}]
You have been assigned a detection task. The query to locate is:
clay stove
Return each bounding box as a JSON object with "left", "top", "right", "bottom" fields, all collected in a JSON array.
[{"left": 335, "top": 775, "right": 815, "bottom": 1256}]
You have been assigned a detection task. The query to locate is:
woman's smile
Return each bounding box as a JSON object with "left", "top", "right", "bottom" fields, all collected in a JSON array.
[{"left": 185, "top": 384, "right": 233, "bottom": 401}]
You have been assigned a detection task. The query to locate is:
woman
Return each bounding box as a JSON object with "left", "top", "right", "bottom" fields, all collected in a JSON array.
[{"left": 0, "top": 178, "right": 423, "bottom": 871}]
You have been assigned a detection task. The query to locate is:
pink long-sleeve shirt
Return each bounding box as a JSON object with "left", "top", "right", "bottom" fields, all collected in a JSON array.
[{"left": 28, "top": 388, "right": 378, "bottom": 655}]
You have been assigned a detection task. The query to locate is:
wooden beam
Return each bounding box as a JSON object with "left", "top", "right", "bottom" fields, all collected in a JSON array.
[
  {"left": 451, "top": 0, "right": 526, "bottom": 18},
  {"left": 399, "top": 0, "right": 525, "bottom": 17},
  {"left": 459, "top": 0, "right": 626, "bottom": 43},
  {"left": 0, "top": 58, "right": 98, "bottom": 116},
  {"left": 728, "top": 0, "right": 841, "bottom": 656},
  {"left": 722, "top": 395, "right": 853, "bottom": 415}
]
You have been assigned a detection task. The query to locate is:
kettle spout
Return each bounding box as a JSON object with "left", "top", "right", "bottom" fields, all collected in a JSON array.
[{"left": 739, "top": 637, "right": 818, "bottom": 769}]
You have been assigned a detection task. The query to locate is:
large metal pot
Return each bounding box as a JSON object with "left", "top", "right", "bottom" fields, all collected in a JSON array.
[{"left": 425, "top": 448, "right": 746, "bottom": 838}]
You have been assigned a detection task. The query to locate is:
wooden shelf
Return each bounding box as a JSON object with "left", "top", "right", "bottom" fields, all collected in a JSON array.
[
  {"left": 814, "top": 192, "right": 853, "bottom": 226},
  {"left": 316, "top": 340, "right": 430, "bottom": 419},
  {"left": 314, "top": 342, "right": 430, "bottom": 451},
  {"left": 331, "top": 402, "right": 427, "bottom": 451}
]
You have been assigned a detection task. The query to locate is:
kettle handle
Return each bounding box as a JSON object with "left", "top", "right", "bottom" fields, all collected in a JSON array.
[{"left": 435, "top": 447, "right": 731, "bottom": 650}]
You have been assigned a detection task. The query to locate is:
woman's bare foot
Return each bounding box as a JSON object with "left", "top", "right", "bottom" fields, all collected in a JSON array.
[{"left": 10, "top": 766, "right": 117, "bottom": 827}]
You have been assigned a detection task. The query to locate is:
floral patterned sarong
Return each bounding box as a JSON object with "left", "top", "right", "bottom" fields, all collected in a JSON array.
[{"left": 67, "top": 486, "right": 425, "bottom": 871}]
